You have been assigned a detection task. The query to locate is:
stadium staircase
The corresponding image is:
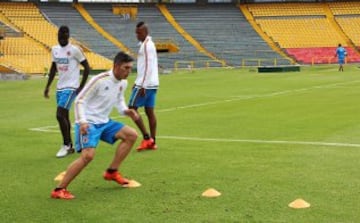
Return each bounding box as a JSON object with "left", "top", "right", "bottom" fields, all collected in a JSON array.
[
  {"left": 322, "top": 3, "right": 355, "bottom": 49},
  {"left": 37, "top": 2, "right": 112, "bottom": 71},
  {"left": 165, "top": 3, "right": 290, "bottom": 67},
  {"left": 73, "top": 3, "right": 134, "bottom": 57},
  {"left": 39, "top": 2, "right": 115, "bottom": 61},
  {"left": 245, "top": 2, "right": 360, "bottom": 64},
  {"left": 329, "top": 1, "right": 360, "bottom": 55},
  {"left": 238, "top": 4, "right": 294, "bottom": 65},
  {"left": 156, "top": 4, "right": 223, "bottom": 66},
  {"left": 82, "top": 3, "right": 213, "bottom": 70}
]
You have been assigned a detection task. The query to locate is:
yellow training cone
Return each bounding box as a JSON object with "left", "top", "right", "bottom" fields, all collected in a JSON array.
[
  {"left": 288, "top": 198, "right": 310, "bottom": 209},
  {"left": 123, "top": 180, "right": 141, "bottom": 188},
  {"left": 54, "top": 171, "right": 66, "bottom": 182},
  {"left": 202, "top": 188, "right": 221, "bottom": 198}
]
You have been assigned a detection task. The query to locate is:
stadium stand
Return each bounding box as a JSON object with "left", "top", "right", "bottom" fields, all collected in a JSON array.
[
  {"left": 329, "top": 1, "right": 360, "bottom": 15},
  {"left": 73, "top": 3, "right": 133, "bottom": 56},
  {"left": 247, "top": 2, "right": 325, "bottom": 17},
  {"left": 0, "top": 36, "right": 50, "bottom": 74},
  {"left": 0, "top": 2, "right": 111, "bottom": 74},
  {"left": 78, "top": 3, "right": 138, "bottom": 58},
  {"left": 329, "top": 2, "right": 360, "bottom": 53},
  {"left": 81, "top": 3, "right": 214, "bottom": 69},
  {"left": 246, "top": 2, "right": 360, "bottom": 64},
  {"left": 38, "top": 2, "right": 112, "bottom": 70},
  {"left": 0, "top": 4, "right": 49, "bottom": 74},
  {"left": 157, "top": 4, "right": 220, "bottom": 62},
  {"left": 255, "top": 18, "right": 343, "bottom": 48},
  {"left": 335, "top": 17, "right": 360, "bottom": 49},
  {"left": 0, "top": 21, "right": 22, "bottom": 38},
  {"left": 3, "top": 1, "right": 360, "bottom": 72},
  {"left": 0, "top": 27, "right": 3, "bottom": 41},
  {"left": 166, "top": 3, "right": 291, "bottom": 67}
]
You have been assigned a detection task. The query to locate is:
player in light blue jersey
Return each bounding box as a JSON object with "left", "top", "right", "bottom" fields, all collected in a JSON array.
[
  {"left": 335, "top": 43, "right": 347, "bottom": 72},
  {"left": 44, "top": 25, "right": 90, "bottom": 158}
]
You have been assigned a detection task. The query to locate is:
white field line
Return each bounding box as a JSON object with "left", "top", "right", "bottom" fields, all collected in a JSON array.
[
  {"left": 231, "top": 79, "right": 360, "bottom": 99},
  {"left": 29, "top": 125, "right": 59, "bottom": 133},
  {"left": 120, "top": 79, "right": 360, "bottom": 115},
  {"left": 158, "top": 135, "right": 360, "bottom": 148},
  {"left": 28, "top": 80, "right": 360, "bottom": 148},
  {"left": 26, "top": 126, "right": 360, "bottom": 148}
]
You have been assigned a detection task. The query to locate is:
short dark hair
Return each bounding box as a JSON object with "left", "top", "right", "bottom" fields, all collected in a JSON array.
[
  {"left": 59, "top": 25, "right": 69, "bottom": 34},
  {"left": 114, "top": 52, "right": 133, "bottom": 65},
  {"left": 136, "top": 21, "right": 145, "bottom": 28}
]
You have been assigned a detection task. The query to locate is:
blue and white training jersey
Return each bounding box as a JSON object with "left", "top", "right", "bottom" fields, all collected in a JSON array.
[{"left": 51, "top": 43, "right": 86, "bottom": 90}]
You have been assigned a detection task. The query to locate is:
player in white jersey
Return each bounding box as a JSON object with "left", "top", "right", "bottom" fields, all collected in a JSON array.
[
  {"left": 44, "top": 26, "right": 90, "bottom": 158},
  {"left": 128, "top": 21, "right": 159, "bottom": 151},
  {"left": 51, "top": 52, "right": 139, "bottom": 200}
]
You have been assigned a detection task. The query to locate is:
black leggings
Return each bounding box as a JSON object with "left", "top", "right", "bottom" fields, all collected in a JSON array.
[{"left": 56, "top": 107, "right": 72, "bottom": 146}]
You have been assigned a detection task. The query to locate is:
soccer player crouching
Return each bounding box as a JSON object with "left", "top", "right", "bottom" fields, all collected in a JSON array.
[{"left": 51, "top": 52, "right": 138, "bottom": 199}]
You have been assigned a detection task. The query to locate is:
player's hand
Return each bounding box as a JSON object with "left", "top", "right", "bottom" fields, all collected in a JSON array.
[
  {"left": 125, "top": 109, "right": 139, "bottom": 121},
  {"left": 80, "top": 123, "right": 89, "bottom": 135},
  {"left": 139, "top": 88, "right": 146, "bottom": 96},
  {"left": 44, "top": 87, "right": 50, "bottom": 99}
]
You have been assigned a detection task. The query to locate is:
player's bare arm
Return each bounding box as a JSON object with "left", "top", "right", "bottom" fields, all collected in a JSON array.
[
  {"left": 44, "top": 62, "right": 57, "bottom": 98},
  {"left": 77, "top": 60, "right": 90, "bottom": 94},
  {"left": 124, "top": 109, "right": 139, "bottom": 121}
]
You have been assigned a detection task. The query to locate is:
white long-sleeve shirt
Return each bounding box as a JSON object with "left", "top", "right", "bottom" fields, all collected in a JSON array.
[
  {"left": 75, "top": 70, "right": 128, "bottom": 124},
  {"left": 135, "top": 36, "right": 159, "bottom": 89},
  {"left": 51, "top": 43, "right": 86, "bottom": 90}
]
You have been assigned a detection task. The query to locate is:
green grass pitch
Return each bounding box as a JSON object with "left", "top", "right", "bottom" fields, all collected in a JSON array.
[{"left": 1, "top": 65, "right": 360, "bottom": 222}]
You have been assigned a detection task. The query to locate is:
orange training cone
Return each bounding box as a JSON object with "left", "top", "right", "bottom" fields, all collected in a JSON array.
[
  {"left": 202, "top": 188, "right": 221, "bottom": 197},
  {"left": 54, "top": 171, "right": 66, "bottom": 182},
  {"left": 123, "top": 180, "right": 141, "bottom": 188},
  {"left": 288, "top": 198, "right": 311, "bottom": 209}
]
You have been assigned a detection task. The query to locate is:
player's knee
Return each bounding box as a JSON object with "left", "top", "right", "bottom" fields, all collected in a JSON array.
[
  {"left": 81, "top": 151, "right": 95, "bottom": 164},
  {"left": 127, "top": 129, "right": 138, "bottom": 143},
  {"left": 115, "top": 127, "right": 138, "bottom": 142}
]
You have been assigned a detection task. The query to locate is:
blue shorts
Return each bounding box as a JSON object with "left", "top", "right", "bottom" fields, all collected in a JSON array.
[
  {"left": 128, "top": 88, "right": 157, "bottom": 108},
  {"left": 338, "top": 58, "right": 345, "bottom": 65},
  {"left": 74, "top": 119, "right": 124, "bottom": 152},
  {"left": 56, "top": 89, "right": 77, "bottom": 110}
]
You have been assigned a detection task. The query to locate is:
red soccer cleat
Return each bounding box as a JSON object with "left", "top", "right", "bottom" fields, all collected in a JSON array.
[
  {"left": 137, "top": 138, "right": 157, "bottom": 151},
  {"left": 51, "top": 188, "right": 75, "bottom": 200},
  {"left": 103, "top": 171, "right": 129, "bottom": 185},
  {"left": 147, "top": 141, "right": 158, "bottom": 150}
]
